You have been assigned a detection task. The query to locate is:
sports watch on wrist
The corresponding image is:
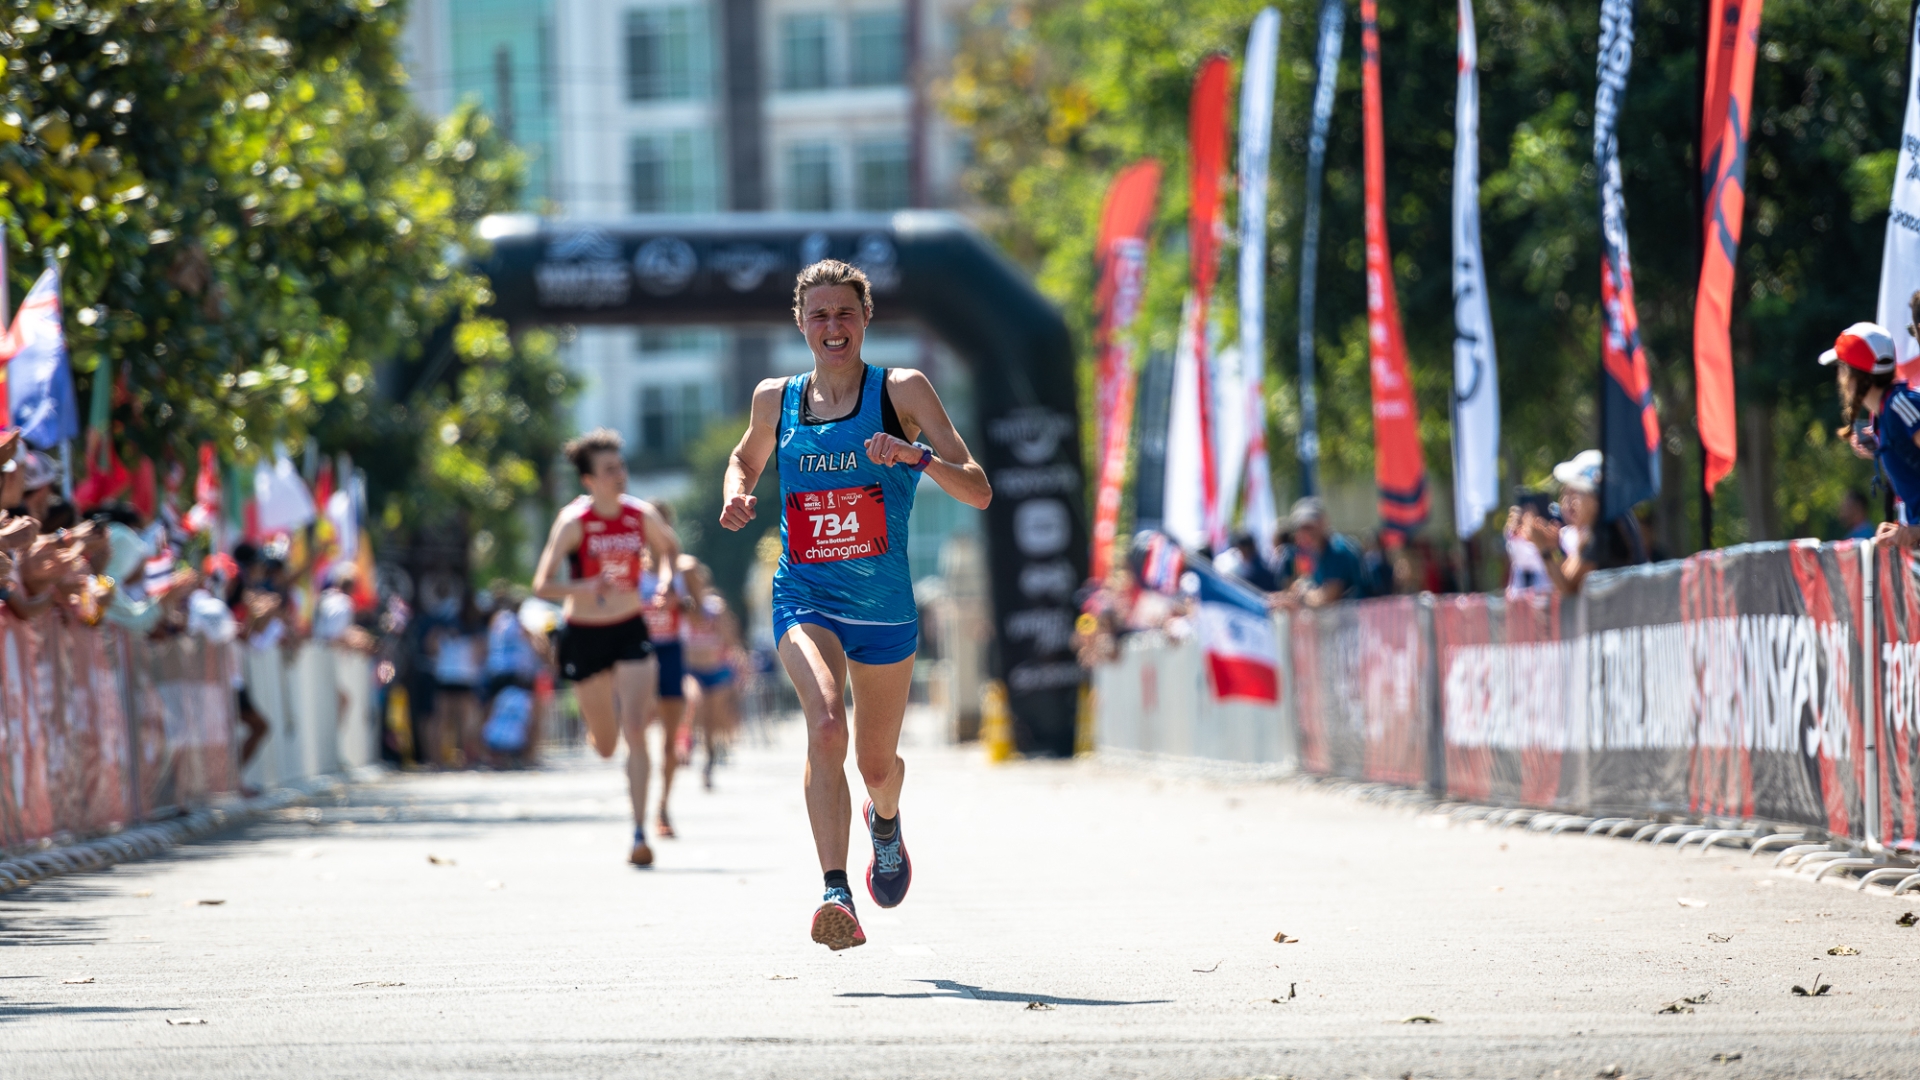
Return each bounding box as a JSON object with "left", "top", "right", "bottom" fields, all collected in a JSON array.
[{"left": 907, "top": 443, "right": 935, "bottom": 472}]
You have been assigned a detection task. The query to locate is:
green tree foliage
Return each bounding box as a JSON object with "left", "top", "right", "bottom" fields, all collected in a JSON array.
[
  {"left": 0, "top": 0, "right": 569, "bottom": 575},
  {"left": 947, "top": 0, "right": 1910, "bottom": 550}
]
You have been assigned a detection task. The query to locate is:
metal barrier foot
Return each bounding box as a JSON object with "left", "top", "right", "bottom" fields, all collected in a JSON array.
[
  {"left": 1750, "top": 834, "right": 1809, "bottom": 859},
  {"left": 1810, "top": 857, "right": 1880, "bottom": 884},
  {"left": 1773, "top": 843, "right": 1837, "bottom": 869},
  {"left": 1856, "top": 866, "right": 1918, "bottom": 891},
  {"left": 1891, "top": 873, "right": 1920, "bottom": 896},
  {"left": 1584, "top": 818, "right": 1630, "bottom": 836}
]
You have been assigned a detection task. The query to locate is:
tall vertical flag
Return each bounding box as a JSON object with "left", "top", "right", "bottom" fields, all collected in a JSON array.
[
  {"left": 1237, "top": 8, "right": 1281, "bottom": 560},
  {"left": 1361, "top": 0, "right": 1428, "bottom": 539},
  {"left": 1451, "top": 0, "right": 1500, "bottom": 539},
  {"left": 1189, "top": 55, "right": 1232, "bottom": 551},
  {"left": 1295, "top": 0, "right": 1345, "bottom": 499},
  {"left": 1595, "top": 0, "right": 1661, "bottom": 520},
  {"left": 1879, "top": 6, "right": 1920, "bottom": 381},
  {"left": 0, "top": 266, "right": 77, "bottom": 450},
  {"left": 1162, "top": 294, "right": 1207, "bottom": 549},
  {"left": 1089, "top": 160, "right": 1161, "bottom": 581},
  {"left": 1693, "top": 0, "right": 1764, "bottom": 493}
]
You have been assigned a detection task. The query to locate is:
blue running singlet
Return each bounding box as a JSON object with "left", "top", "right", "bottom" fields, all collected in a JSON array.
[{"left": 771, "top": 364, "right": 918, "bottom": 629}]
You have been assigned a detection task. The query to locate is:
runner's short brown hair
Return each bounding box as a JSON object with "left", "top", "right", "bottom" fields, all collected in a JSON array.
[
  {"left": 564, "top": 428, "right": 625, "bottom": 475},
  {"left": 792, "top": 260, "right": 873, "bottom": 322}
]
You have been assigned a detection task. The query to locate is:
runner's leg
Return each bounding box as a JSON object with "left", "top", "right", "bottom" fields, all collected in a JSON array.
[
  {"left": 614, "top": 657, "right": 659, "bottom": 832},
  {"left": 778, "top": 623, "right": 852, "bottom": 875},
  {"left": 574, "top": 670, "right": 621, "bottom": 758},
  {"left": 655, "top": 695, "right": 685, "bottom": 811},
  {"left": 846, "top": 653, "right": 914, "bottom": 818}
]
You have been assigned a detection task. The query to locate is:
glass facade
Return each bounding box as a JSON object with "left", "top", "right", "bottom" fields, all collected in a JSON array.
[
  {"left": 786, "top": 142, "right": 835, "bottom": 211},
  {"left": 848, "top": 12, "right": 904, "bottom": 87},
  {"left": 779, "top": 14, "right": 831, "bottom": 91},
  {"left": 854, "top": 138, "right": 909, "bottom": 210},
  {"left": 629, "top": 129, "right": 719, "bottom": 212},
  {"left": 626, "top": 5, "right": 711, "bottom": 101}
]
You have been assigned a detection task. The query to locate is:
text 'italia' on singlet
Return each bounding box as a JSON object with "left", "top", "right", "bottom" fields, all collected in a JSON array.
[{"left": 771, "top": 364, "right": 918, "bottom": 625}]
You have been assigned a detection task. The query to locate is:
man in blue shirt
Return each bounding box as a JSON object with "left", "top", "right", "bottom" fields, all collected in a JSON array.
[{"left": 1273, "top": 497, "right": 1365, "bottom": 608}]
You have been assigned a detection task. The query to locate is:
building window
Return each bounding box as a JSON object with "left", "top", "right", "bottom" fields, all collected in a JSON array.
[
  {"left": 637, "top": 328, "right": 712, "bottom": 353},
  {"left": 855, "top": 138, "right": 909, "bottom": 211},
  {"left": 787, "top": 142, "right": 836, "bottom": 211},
  {"left": 849, "top": 12, "right": 905, "bottom": 87},
  {"left": 637, "top": 382, "right": 712, "bottom": 466},
  {"left": 780, "top": 14, "right": 831, "bottom": 91},
  {"left": 627, "top": 6, "right": 709, "bottom": 102},
  {"left": 629, "top": 130, "right": 717, "bottom": 212}
]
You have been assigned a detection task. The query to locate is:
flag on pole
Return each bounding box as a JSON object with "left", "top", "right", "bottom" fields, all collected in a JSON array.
[
  {"left": 1595, "top": 0, "right": 1661, "bottom": 520},
  {"left": 1451, "top": 0, "right": 1501, "bottom": 539},
  {"left": 1162, "top": 293, "right": 1208, "bottom": 550},
  {"left": 0, "top": 266, "right": 77, "bottom": 450},
  {"left": 1237, "top": 7, "right": 1282, "bottom": 560},
  {"left": 1185, "top": 554, "right": 1280, "bottom": 703},
  {"left": 1189, "top": 55, "right": 1232, "bottom": 551},
  {"left": 75, "top": 351, "right": 129, "bottom": 507},
  {"left": 1361, "top": 0, "right": 1428, "bottom": 539},
  {"left": 1694, "top": 0, "right": 1764, "bottom": 493},
  {"left": 1295, "top": 0, "right": 1345, "bottom": 498},
  {"left": 1879, "top": 7, "right": 1920, "bottom": 382},
  {"left": 1089, "top": 161, "right": 1161, "bottom": 582}
]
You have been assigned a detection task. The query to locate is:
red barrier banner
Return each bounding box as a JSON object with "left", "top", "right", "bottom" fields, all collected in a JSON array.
[
  {"left": 1293, "top": 596, "right": 1429, "bottom": 784},
  {"left": 0, "top": 610, "right": 237, "bottom": 851},
  {"left": 1435, "top": 590, "right": 1576, "bottom": 809},
  {"left": 1873, "top": 546, "right": 1920, "bottom": 847}
]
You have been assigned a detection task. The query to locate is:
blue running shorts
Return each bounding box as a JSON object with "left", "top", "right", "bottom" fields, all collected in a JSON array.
[
  {"left": 653, "top": 641, "right": 686, "bottom": 700},
  {"left": 773, "top": 607, "right": 918, "bottom": 666}
]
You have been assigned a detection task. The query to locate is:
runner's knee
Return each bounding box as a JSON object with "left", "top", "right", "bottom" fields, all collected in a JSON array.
[{"left": 855, "top": 751, "right": 896, "bottom": 789}]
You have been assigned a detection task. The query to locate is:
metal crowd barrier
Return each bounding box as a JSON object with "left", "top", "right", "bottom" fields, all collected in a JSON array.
[
  {"left": 0, "top": 610, "right": 375, "bottom": 854},
  {"left": 1093, "top": 539, "right": 1920, "bottom": 891}
]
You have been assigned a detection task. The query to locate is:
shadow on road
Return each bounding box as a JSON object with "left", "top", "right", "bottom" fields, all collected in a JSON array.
[{"left": 837, "top": 979, "right": 1171, "bottom": 1006}]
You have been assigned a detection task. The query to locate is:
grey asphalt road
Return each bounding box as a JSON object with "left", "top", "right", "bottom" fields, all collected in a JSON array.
[{"left": 5, "top": 714, "right": 1919, "bottom": 1080}]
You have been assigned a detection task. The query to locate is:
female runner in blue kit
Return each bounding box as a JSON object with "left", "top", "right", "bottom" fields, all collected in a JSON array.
[{"left": 719, "top": 260, "right": 992, "bottom": 950}]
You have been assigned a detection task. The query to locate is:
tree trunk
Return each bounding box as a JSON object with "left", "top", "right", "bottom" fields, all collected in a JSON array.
[{"left": 1737, "top": 400, "right": 1778, "bottom": 542}]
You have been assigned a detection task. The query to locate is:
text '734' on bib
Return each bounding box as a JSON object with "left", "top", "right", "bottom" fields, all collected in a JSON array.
[{"left": 785, "top": 484, "right": 891, "bottom": 564}]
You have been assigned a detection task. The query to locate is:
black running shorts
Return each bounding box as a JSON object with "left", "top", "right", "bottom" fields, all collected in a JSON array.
[{"left": 556, "top": 615, "right": 653, "bottom": 683}]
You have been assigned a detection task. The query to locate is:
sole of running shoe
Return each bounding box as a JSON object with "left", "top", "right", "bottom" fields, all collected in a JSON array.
[
  {"left": 629, "top": 843, "right": 654, "bottom": 867},
  {"left": 810, "top": 903, "right": 866, "bottom": 951}
]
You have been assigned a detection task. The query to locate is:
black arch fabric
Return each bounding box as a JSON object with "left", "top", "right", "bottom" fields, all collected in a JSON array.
[{"left": 477, "top": 212, "right": 1087, "bottom": 755}]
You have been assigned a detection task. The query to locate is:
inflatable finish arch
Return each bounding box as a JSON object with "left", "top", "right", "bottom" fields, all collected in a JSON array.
[{"left": 477, "top": 212, "right": 1087, "bottom": 756}]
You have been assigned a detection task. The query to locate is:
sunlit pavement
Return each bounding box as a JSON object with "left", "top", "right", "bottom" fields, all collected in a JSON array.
[{"left": 6, "top": 712, "right": 1920, "bottom": 1080}]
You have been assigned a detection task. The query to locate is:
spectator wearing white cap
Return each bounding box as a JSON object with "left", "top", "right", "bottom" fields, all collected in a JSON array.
[
  {"left": 1505, "top": 449, "right": 1648, "bottom": 596},
  {"left": 1821, "top": 321, "right": 1920, "bottom": 547}
]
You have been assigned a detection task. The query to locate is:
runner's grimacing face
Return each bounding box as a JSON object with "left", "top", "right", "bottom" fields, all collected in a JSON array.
[
  {"left": 799, "top": 285, "right": 867, "bottom": 368},
  {"left": 581, "top": 450, "right": 627, "bottom": 500}
]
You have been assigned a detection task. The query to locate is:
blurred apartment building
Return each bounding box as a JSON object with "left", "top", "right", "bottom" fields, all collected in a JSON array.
[{"left": 400, "top": 0, "right": 975, "bottom": 527}]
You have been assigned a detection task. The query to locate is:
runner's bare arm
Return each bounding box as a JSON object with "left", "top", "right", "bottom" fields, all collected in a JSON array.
[
  {"left": 720, "top": 378, "right": 785, "bottom": 532},
  {"left": 531, "top": 514, "right": 602, "bottom": 603},
  {"left": 642, "top": 503, "right": 682, "bottom": 603},
  {"left": 865, "top": 368, "right": 992, "bottom": 509}
]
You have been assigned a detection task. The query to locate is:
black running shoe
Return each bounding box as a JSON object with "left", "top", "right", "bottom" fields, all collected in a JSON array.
[{"left": 863, "top": 801, "right": 912, "bottom": 908}]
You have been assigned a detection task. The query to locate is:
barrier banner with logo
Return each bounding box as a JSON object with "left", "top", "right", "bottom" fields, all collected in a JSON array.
[
  {"left": 1871, "top": 545, "right": 1920, "bottom": 847},
  {"left": 1434, "top": 589, "right": 1576, "bottom": 808},
  {"left": 1294, "top": 596, "right": 1429, "bottom": 784},
  {"left": 121, "top": 632, "right": 239, "bottom": 815},
  {"left": 1433, "top": 543, "right": 1865, "bottom": 831}
]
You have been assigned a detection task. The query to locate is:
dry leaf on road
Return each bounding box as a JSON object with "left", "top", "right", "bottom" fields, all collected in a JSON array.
[
  {"left": 1707, "top": 933, "right": 1732, "bottom": 943},
  {"left": 1273, "top": 932, "right": 1299, "bottom": 944},
  {"left": 1402, "top": 1015, "right": 1439, "bottom": 1024},
  {"left": 195, "top": 899, "right": 225, "bottom": 906},
  {"left": 1828, "top": 945, "right": 1860, "bottom": 956},
  {"left": 766, "top": 974, "right": 797, "bottom": 981},
  {"left": 1791, "top": 973, "right": 1832, "bottom": 997},
  {"left": 1025, "top": 1001, "right": 1054, "bottom": 1011},
  {"left": 1896, "top": 912, "right": 1917, "bottom": 927},
  {"left": 62, "top": 977, "right": 94, "bottom": 984},
  {"left": 1712, "top": 1052, "right": 1743, "bottom": 1064},
  {"left": 427, "top": 854, "right": 455, "bottom": 866},
  {"left": 352, "top": 981, "right": 405, "bottom": 987},
  {"left": 1678, "top": 897, "right": 1709, "bottom": 908},
  {"left": 165, "top": 1017, "right": 207, "bottom": 1026},
  {"left": 1193, "top": 960, "right": 1221, "bottom": 973}
]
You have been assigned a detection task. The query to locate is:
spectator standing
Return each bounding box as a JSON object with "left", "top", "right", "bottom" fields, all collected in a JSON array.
[
  {"left": 1213, "top": 529, "right": 1280, "bottom": 593},
  {"left": 1273, "top": 498, "right": 1365, "bottom": 609},
  {"left": 1838, "top": 489, "right": 1876, "bottom": 541},
  {"left": 1506, "top": 450, "right": 1648, "bottom": 596}
]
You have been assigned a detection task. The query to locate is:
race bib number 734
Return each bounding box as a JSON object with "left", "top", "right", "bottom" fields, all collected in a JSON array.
[{"left": 785, "top": 484, "right": 890, "bottom": 564}]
